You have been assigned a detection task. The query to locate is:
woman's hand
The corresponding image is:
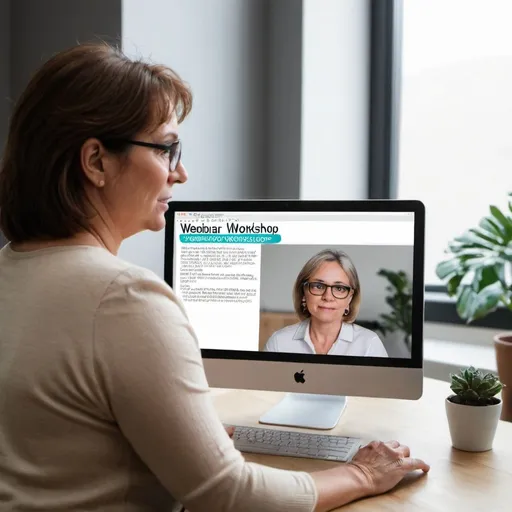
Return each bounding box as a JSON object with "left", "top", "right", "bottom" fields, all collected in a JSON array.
[{"left": 348, "top": 440, "right": 430, "bottom": 496}]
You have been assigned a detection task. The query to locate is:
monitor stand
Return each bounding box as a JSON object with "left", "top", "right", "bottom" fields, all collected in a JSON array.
[{"left": 258, "top": 393, "right": 347, "bottom": 430}]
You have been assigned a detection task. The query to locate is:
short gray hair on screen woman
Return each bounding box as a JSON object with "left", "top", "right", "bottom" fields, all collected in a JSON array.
[{"left": 292, "top": 249, "right": 361, "bottom": 322}]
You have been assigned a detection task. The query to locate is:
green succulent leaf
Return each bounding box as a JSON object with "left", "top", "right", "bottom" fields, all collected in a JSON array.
[
  {"left": 461, "top": 389, "right": 480, "bottom": 402},
  {"left": 450, "top": 366, "right": 503, "bottom": 404},
  {"left": 450, "top": 374, "right": 469, "bottom": 389},
  {"left": 472, "top": 374, "right": 482, "bottom": 390},
  {"left": 463, "top": 368, "right": 474, "bottom": 386},
  {"left": 476, "top": 380, "right": 493, "bottom": 394}
]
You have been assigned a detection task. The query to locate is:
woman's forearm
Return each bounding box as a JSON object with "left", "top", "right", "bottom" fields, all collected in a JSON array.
[{"left": 310, "top": 465, "right": 369, "bottom": 512}]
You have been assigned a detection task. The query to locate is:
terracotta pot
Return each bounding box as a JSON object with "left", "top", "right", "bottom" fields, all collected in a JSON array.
[{"left": 494, "top": 332, "right": 512, "bottom": 422}]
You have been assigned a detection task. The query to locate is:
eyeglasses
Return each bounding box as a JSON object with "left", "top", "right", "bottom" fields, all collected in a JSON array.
[
  {"left": 304, "top": 281, "right": 352, "bottom": 299},
  {"left": 116, "top": 139, "right": 182, "bottom": 172}
]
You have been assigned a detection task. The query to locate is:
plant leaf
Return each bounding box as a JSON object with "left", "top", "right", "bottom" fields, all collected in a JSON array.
[
  {"left": 469, "top": 227, "right": 503, "bottom": 246},
  {"left": 454, "top": 232, "right": 499, "bottom": 251},
  {"left": 479, "top": 217, "right": 506, "bottom": 241},
  {"left": 456, "top": 286, "right": 475, "bottom": 321},
  {"left": 436, "top": 259, "right": 462, "bottom": 280},
  {"left": 447, "top": 274, "right": 463, "bottom": 296},
  {"left": 470, "top": 282, "right": 503, "bottom": 321},
  {"left": 480, "top": 265, "right": 501, "bottom": 287},
  {"left": 487, "top": 381, "right": 504, "bottom": 396},
  {"left": 490, "top": 205, "right": 512, "bottom": 239}
]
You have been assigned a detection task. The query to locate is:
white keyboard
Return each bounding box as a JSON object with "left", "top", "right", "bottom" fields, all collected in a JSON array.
[{"left": 231, "top": 425, "right": 361, "bottom": 462}]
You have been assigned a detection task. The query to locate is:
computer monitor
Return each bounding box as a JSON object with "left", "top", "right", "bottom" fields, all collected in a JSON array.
[{"left": 164, "top": 200, "right": 425, "bottom": 429}]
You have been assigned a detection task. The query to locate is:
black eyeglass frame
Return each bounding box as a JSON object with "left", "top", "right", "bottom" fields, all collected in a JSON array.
[
  {"left": 114, "top": 139, "right": 182, "bottom": 172},
  {"left": 303, "top": 281, "right": 353, "bottom": 300}
]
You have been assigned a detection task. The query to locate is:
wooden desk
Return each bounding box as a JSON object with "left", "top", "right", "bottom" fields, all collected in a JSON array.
[{"left": 212, "top": 377, "right": 512, "bottom": 511}]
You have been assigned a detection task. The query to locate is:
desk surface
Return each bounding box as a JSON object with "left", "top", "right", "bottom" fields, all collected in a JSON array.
[{"left": 212, "top": 377, "right": 512, "bottom": 511}]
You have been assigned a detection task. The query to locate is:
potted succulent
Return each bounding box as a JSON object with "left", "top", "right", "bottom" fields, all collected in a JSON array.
[
  {"left": 446, "top": 366, "right": 503, "bottom": 452},
  {"left": 436, "top": 192, "right": 512, "bottom": 421}
]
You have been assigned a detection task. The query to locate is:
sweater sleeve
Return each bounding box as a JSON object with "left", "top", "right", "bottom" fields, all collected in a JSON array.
[{"left": 93, "top": 267, "right": 317, "bottom": 512}]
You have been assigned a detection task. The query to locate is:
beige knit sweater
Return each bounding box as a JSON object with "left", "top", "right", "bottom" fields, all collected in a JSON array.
[{"left": 0, "top": 244, "right": 317, "bottom": 511}]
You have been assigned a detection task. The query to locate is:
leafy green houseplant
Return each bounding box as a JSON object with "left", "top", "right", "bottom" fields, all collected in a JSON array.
[
  {"left": 435, "top": 192, "right": 512, "bottom": 322},
  {"left": 445, "top": 366, "right": 503, "bottom": 452},
  {"left": 375, "top": 269, "right": 413, "bottom": 349},
  {"left": 435, "top": 192, "right": 512, "bottom": 422}
]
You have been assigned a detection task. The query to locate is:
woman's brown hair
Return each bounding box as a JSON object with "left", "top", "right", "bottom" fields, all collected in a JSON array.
[
  {"left": 0, "top": 42, "right": 192, "bottom": 243},
  {"left": 292, "top": 249, "right": 362, "bottom": 323}
]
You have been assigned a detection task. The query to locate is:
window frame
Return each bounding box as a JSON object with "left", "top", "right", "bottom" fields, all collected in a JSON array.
[
  {"left": 368, "top": 0, "right": 402, "bottom": 201},
  {"left": 367, "top": 0, "right": 510, "bottom": 331}
]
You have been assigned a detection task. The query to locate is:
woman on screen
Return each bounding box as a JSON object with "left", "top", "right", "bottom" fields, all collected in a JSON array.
[
  {"left": 0, "top": 44, "right": 426, "bottom": 511},
  {"left": 264, "top": 249, "right": 388, "bottom": 356}
]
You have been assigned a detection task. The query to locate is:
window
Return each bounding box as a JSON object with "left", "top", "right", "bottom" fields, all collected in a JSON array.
[{"left": 395, "top": 0, "right": 511, "bottom": 328}]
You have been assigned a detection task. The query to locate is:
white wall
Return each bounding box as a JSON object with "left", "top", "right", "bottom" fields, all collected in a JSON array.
[
  {"left": 300, "top": 0, "right": 370, "bottom": 200},
  {"left": 260, "top": 244, "right": 414, "bottom": 321}
]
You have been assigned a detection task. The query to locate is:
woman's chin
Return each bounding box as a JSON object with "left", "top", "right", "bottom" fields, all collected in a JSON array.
[{"left": 145, "top": 214, "right": 167, "bottom": 232}]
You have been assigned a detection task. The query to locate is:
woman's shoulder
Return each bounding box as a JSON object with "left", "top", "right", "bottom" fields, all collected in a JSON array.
[
  {"left": 85, "top": 249, "right": 173, "bottom": 302},
  {"left": 350, "top": 322, "right": 380, "bottom": 339},
  {"left": 55, "top": 246, "right": 164, "bottom": 296},
  {"left": 77, "top": 248, "right": 184, "bottom": 323},
  {"left": 8, "top": 244, "right": 171, "bottom": 306},
  {"left": 61, "top": 246, "right": 162, "bottom": 285},
  {"left": 270, "top": 319, "right": 306, "bottom": 340},
  {"left": 350, "top": 322, "right": 388, "bottom": 356}
]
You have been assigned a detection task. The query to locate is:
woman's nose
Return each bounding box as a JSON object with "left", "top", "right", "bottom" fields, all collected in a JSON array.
[
  {"left": 322, "top": 288, "right": 335, "bottom": 300},
  {"left": 171, "top": 161, "right": 188, "bottom": 185}
]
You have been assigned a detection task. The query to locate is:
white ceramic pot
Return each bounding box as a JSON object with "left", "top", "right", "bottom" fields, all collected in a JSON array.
[{"left": 445, "top": 397, "right": 502, "bottom": 452}]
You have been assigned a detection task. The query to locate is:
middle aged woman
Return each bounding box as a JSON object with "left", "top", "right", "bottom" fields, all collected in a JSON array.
[
  {"left": 264, "top": 249, "right": 388, "bottom": 356},
  {"left": 0, "top": 43, "right": 425, "bottom": 512}
]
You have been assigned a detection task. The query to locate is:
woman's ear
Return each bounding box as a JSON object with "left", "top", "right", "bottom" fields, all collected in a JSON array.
[{"left": 81, "top": 138, "right": 107, "bottom": 188}]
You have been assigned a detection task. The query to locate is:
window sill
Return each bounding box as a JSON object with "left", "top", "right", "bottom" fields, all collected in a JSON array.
[
  {"left": 425, "top": 290, "right": 511, "bottom": 330},
  {"left": 424, "top": 338, "right": 497, "bottom": 383}
]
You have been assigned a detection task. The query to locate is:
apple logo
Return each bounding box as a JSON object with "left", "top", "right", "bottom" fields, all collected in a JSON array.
[{"left": 294, "top": 370, "right": 305, "bottom": 384}]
